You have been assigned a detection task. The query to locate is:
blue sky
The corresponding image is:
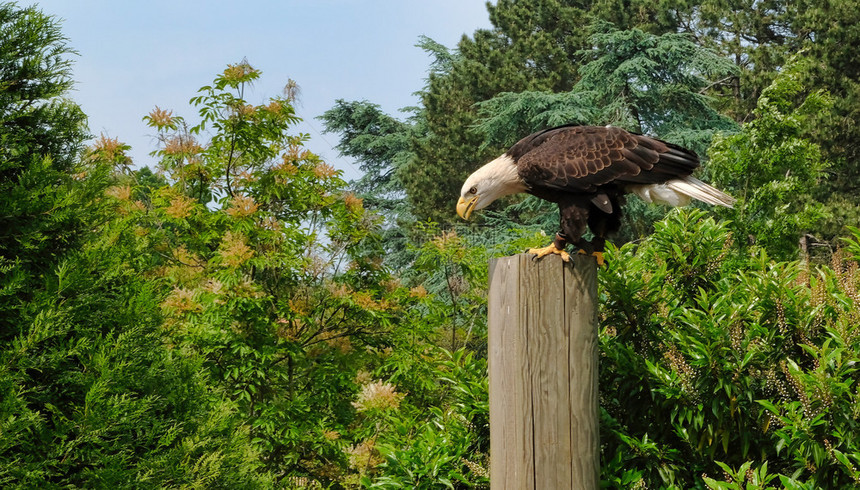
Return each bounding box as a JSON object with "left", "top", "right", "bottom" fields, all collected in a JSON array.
[{"left": 31, "top": 1, "right": 494, "bottom": 179}]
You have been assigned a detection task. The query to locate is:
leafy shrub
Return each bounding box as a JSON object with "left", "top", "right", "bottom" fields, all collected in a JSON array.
[{"left": 600, "top": 208, "right": 860, "bottom": 488}]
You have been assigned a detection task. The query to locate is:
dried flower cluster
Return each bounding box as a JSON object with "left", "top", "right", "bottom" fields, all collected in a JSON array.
[
  {"left": 105, "top": 185, "right": 131, "bottom": 201},
  {"left": 219, "top": 231, "right": 254, "bottom": 268},
  {"left": 161, "top": 286, "right": 200, "bottom": 314},
  {"left": 91, "top": 135, "right": 125, "bottom": 162},
  {"left": 162, "top": 135, "right": 202, "bottom": 156},
  {"left": 313, "top": 162, "right": 338, "bottom": 180},
  {"left": 147, "top": 106, "right": 175, "bottom": 128},
  {"left": 409, "top": 285, "right": 428, "bottom": 299},
  {"left": 344, "top": 439, "right": 382, "bottom": 473},
  {"left": 264, "top": 100, "right": 284, "bottom": 115},
  {"left": 225, "top": 194, "right": 259, "bottom": 218},
  {"left": 322, "top": 430, "right": 340, "bottom": 441},
  {"left": 352, "top": 380, "right": 404, "bottom": 412},
  {"left": 165, "top": 194, "right": 195, "bottom": 220},
  {"left": 233, "top": 103, "right": 256, "bottom": 119},
  {"left": 222, "top": 61, "right": 258, "bottom": 83},
  {"left": 343, "top": 192, "right": 363, "bottom": 213}
]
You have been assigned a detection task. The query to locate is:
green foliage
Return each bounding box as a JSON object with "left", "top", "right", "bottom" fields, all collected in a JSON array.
[
  {"left": 666, "top": 0, "right": 860, "bottom": 238},
  {"left": 575, "top": 24, "right": 738, "bottom": 151},
  {"left": 702, "top": 461, "right": 781, "bottom": 489},
  {"left": 476, "top": 22, "right": 739, "bottom": 155},
  {"left": 599, "top": 208, "right": 860, "bottom": 488},
  {"left": 0, "top": 233, "right": 270, "bottom": 487},
  {"left": 0, "top": 2, "right": 87, "bottom": 174},
  {"left": 672, "top": 0, "right": 801, "bottom": 121},
  {"left": 121, "top": 62, "right": 493, "bottom": 487},
  {"left": 708, "top": 60, "right": 832, "bottom": 260},
  {"left": 319, "top": 99, "right": 415, "bottom": 221},
  {"left": 0, "top": 9, "right": 273, "bottom": 482},
  {"left": 354, "top": 349, "right": 490, "bottom": 489},
  {"left": 0, "top": 1, "right": 90, "bottom": 331},
  {"left": 844, "top": 227, "right": 860, "bottom": 262}
]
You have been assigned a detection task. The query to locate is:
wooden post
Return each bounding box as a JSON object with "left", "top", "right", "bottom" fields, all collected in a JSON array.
[{"left": 488, "top": 253, "right": 599, "bottom": 489}]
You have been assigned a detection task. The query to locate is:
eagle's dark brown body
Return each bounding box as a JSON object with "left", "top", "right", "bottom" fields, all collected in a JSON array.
[
  {"left": 509, "top": 125, "right": 700, "bottom": 192},
  {"left": 507, "top": 125, "right": 701, "bottom": 253}
]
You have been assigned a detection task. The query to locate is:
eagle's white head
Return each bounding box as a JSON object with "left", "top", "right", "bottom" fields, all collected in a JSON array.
[{"left": 457, "top": 154, "right": 527, "bottom": 220}]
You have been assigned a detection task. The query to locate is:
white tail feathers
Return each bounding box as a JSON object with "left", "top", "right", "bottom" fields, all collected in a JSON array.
[{"left": 628, "top": 176, "right": 735, "bottom": 208}]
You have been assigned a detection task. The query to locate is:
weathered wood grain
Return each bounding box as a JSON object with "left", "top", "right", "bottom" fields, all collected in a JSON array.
[
  {"left": 488, "top": 253, "right": 598, "bottom": 490},
  {"left": 564, "top": 254, "right": 600, "bottom": 488},
  {"left": 488, "top": 255, "right": 534, "bottom": 488}
]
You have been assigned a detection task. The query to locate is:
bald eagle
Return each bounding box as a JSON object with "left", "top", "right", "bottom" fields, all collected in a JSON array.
[{"left": 456, "top": 125, "right": 734, "bottom": 264}]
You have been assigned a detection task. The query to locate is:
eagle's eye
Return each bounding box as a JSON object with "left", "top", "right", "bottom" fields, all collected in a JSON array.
[{"left": 469, "top": 186, "right": 477, "bottom": 195}]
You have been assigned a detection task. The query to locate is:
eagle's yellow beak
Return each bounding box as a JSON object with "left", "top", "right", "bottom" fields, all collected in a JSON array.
[{"left": 457, "top": 195, "right": 479, "bottom": 220}]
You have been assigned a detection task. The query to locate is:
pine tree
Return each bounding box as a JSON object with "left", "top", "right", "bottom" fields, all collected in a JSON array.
[{"left": 0, "top": 1, "right": 89, "bottom": 333}]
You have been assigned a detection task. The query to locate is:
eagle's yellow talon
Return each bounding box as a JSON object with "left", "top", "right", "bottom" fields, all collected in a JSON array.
[
  {"left": 527, "top": 244, "right": 571, "bottom": 262},
  {"left": 576, "top": 249, "right": 606, "bottom": 266}
]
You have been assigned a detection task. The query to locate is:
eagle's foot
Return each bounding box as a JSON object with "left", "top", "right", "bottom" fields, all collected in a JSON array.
[
  {"left": 577, "top": 249, "right": 606, "bottom": 267},
  {"left": 528, "top": 243, "right": 571, "bottom": 263}
]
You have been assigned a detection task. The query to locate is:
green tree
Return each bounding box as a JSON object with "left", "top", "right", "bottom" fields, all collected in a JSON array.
[
  {"left": 668, "top": 0, "right": 800, "bottom": 121},
  {"left": 709, "top": 60, "right": 832, "bottom": 260},
  {"left": 0, "top": 202, "right": 271, "bottom": 487},
  {"left": 135, "top": 62, "right": 423, "bottom": 484},
  {"left": 476, "top": 23, "right": 738, "bottom": 153},
  {"left": 0, "top": 1, "right": 89, "bottom": 332},
  {"left": 664, "top": 0, "right": 860, "bottom": 244},
  {"left": 788, "top": 1, "right": 860, "bottom": 237},
  {"left": 0, "top": 6, "right": 270, "bottom": 486},
  {"left": 319, "top": 99, "right": 413, "bottom": 217}
]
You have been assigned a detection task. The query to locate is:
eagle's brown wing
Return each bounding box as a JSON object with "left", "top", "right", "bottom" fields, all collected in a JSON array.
[{"left": 510, "top": 125, "right": 699, "bottom": 192}]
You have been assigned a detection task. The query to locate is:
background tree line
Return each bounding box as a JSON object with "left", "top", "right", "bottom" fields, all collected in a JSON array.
[{"left": 1, "top": 0, "right": 860, "bottom": 488}]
